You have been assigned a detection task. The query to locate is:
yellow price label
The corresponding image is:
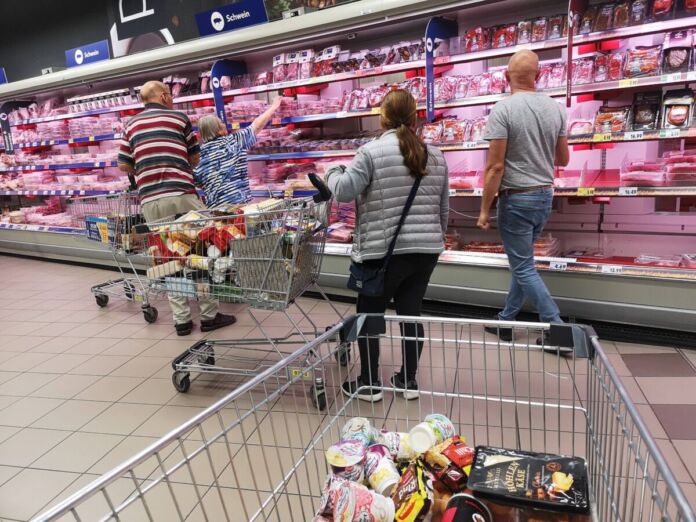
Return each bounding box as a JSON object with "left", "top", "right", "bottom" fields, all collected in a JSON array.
[
  {"left": 371, "top": 107, "right": 381, "bottom": 114},
  {"left": 48, "top": 140, "right": 55, "bottom": 145},
  {"left": 231, "top": 122, "right": 240, "bottom": 129},
  {"left": 289, "top": 368, "right": 313, "bottom": 380},
  {"left": 68, "top": 139, "right": 74, "bottom": 144},
  {"left": 577, "top": 187, "right": 595, "bottom": 196},
  {"left": 618, "top": 78, "right": 639, "bottom": 88},
  {"left": 284, "top": 189, "right": 293, "bottom": 198},
  {"left": 88, "top": 136, "right": 95, "bottom": 142},
  {"left": 592, "top": 133, "right": 612, "bottom": 142}
]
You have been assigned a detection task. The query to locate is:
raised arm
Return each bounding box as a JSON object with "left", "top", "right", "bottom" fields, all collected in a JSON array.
[{"left": 250, "top": 97, "right": 284, "bottom": 135}]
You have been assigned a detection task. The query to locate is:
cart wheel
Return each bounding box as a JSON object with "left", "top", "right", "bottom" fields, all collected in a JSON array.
[
  {"left": 123, "top": 281, "right": 135, "bottom": 300},
  {"left": 335, "top": 345, "right": 350, "bottom": 367},
  {"left": 172, "top": 371, "right": 191, "bottom": 393},
  {"left": 143, "top": 306, "right": 158, "bottom": 323},
  {"left": 310, "top": 385, "right": 327, "bottom": 411},
  {"left": 95, "top": 294, "right": 109, "bottom": 308}
]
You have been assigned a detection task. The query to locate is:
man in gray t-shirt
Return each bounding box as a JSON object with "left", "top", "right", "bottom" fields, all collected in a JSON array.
[{"left": 478, "top": 50, "right": 570, "bottom": 340}]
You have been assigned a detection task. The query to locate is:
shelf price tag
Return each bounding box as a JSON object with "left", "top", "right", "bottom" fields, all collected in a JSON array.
[
  {"left": 371, "top": 107, "right": 381, "bottom": 114},
  {"left": 624, "top": 131, "right": 644, "bottom": 141},
  {"left": 688, "top": 71, "right": 696, "bottom": 81},
  {"left": 619, "top": 186, "right": 639, "bottom": 196},
  {"left": 434, "top": 56, "right": 450, "bottom": 65},
  {"left": 660, "top": 73, "right": 682, "bottom": 83},
  {"left": 618, "top": 78, "right": 639, "bottom": 88},
  {"left": 601, "top": 264, "right": 623, "bottom": 275},
  {"left": 660, "top": 129, "right": 682, "bottom": 139},
  {"left": 448, "top": 188, "right": 457, "bottom": 196},
  {"left": 577, "top": 187, "right": 595, "bottom": 196},
  {"left": 472, "top": 187, "right": 483, "bottom": 196},
  {"left": 549, "top": 261, "right": 568, "bottom": 271},
  {"left": 284, "top": 189, "right": 294, "bottom": 198},
  {"left": 463, "top": 141, "right": 478, "bottom": 149},
  {"left": 592, "top": 133, "right": 612, "bottom": 142}
]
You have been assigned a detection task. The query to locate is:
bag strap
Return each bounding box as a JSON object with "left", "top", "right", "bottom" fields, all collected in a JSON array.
[{"left": 382, "top": 174, "right": 422, "bottom": 269}]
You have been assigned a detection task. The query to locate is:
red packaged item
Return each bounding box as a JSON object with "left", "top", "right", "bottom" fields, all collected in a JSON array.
[
  {"left": 441, "top": 119, "right": 466, "bottom": 143},
  {"left": 572, "top": 57, "right": 595, "bottom": 85},
  {"left": 531, "top": 17, "right": 548, "bottom": 42},
  {"left": 491, "top": 24, "right": 516, "bottom": 49},
  {"left": 593, "top": 3, "right": 614, "bottom": 32},
  {"left": 608, "top": 52, "right": 625, "bottom": 80},
  {"left": 594, "top": 105, "right": 631, "bottom": 133},
  {"left": 517, "top": 20, "right": 532, "bottom": 44},
  {"left": 623, "top": 45, "right": 661, "bottom": 78},
  {"left": 453, "top": 76, "right": 470, "bottom": 99},
  {"left": 468, "top": 75, "right": 481, "bottom": 97},
  {"left": 368, "top": 85, "right": 389, "bottom": 107},
  {"left": 536, "top": 64, "right": 552, "bottom": 90},
  {"left": 272, "top": 53, "right": 287, "bottom": 83},
  {"left": 420, "top": 122, "right": 443, "bottom": 143},
  {"left": 594, "top": 53, "right": 609, "bottom": 82},
  {"left": 470, "top": 117, "right": 487, "bottom": 141},
  {"left": 549, "top": 62, "right": 567, "bottom": 88},
  {"left": 613, "top": 1, "right": 630, "bottom": 27},
  {"left": 476, "top": 73, "right": 491, "bottom": 97},
  {"left": 548, "top": 14, "right": 565, "bottom": 39},
  {"left": 321, "top": 46, "right": 340, "bottom": 76},
  {"left": 687, "top": 0, "right": 696, "bottom": 12},
  {"left": 579, "top": 6, "right": 597, "bottom": 34},
  {"left": 662, "top": 30, "right": 693, "bottom": 74},
  {"left": 285, "top": 52, "right": 299, "bottom": 82},
  {"left": 661, "top": 89, "right": 694, "bottom": 129},
  {"left": 490, "top": 70, "right": 506, "bottom": 95},
  {"left": 434, "top": 77, "right": 455, "bottom": 103},
  {"left": 464, "top": 27, "right": 489, "bottom": 53},
  {"left": 651, "top": 0, "right": 675, "bottom": 20},
  {"left": 298, "top": 50, "right": 314, "bottom": 80}
]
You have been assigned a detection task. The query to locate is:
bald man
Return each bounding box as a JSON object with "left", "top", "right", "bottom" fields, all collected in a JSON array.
[
  {"left": 118, "top": 81, "right": 236, "bottom": 336},
  {"left": 478, "top": 50, "right": 569, "bottom": 342}
]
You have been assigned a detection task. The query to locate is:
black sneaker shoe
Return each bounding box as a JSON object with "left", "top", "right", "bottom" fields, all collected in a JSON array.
[
  {"left": 342, "top": 376, "right": 383, "bottom": 402},
  {"left": 175, "top": 321, "right": 193, "bottom": 336},
  {"left": 390, "top": 373, "right": 419, "bottom": 400},
  {"left": 484, "top": 321, "right": 513, "bottom": 342},
  {"left": 200, "top": 313, "right": 237, "bottom": 332}
]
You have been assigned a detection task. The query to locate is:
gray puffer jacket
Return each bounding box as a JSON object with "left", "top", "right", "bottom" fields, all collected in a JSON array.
[{"left": 326, "top": 129, "right": 449, "bottom": 263}]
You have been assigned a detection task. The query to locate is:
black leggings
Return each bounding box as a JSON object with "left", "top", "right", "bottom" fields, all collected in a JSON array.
[{"left": 356, "top": 253, "right": 439, "bottom": 384}]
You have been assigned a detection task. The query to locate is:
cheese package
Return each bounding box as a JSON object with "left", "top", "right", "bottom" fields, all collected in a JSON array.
[
  {"left": 166, "top": 239, "right": 192, "bottom": 257},
  {"left": 146, "top": 260, "right": 183, "bottom": 280}
]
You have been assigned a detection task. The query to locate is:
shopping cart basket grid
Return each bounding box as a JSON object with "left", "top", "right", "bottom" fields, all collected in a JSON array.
[{"left": 33, "top": 316, "right": 696, "bottom": 522}]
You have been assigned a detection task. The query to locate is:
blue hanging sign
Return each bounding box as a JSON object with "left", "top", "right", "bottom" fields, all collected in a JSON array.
[
  {"left": 210, "top": 59, "right": 248, "bottom": 127},
  {"left": 196, "top": 0, "right": 269, "bottom": 37},
  {"left": 424, "top": 17, "right": 458, "bottom": 122},
  {"left": 65, "top": 40, "right": 111, "bottom": 68},
  {"left": 0, "top": 68, "right": 7, "bottom": 85}
]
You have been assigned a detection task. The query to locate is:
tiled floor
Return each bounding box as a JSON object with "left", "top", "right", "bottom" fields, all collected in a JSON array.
[{"left": 0, "top": 255, "right": 694, "bottom": 520}]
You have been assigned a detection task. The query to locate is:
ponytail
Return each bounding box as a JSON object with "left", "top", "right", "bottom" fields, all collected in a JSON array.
[{"left": 380, "top": 89, "right": 429, "bottom": 178}]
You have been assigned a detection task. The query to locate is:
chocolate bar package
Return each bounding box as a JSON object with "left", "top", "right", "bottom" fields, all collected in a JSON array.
[{"left": 468, "top": 446, "right": 590, "bottom": 514}]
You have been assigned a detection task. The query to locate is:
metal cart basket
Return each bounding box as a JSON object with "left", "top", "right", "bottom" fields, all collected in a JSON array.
[
  {"left": 67, "top": 192, "right": 158, "bottom": 323},
  {"left": 34, "top": 316, "right": 696, "bottom": 522}
]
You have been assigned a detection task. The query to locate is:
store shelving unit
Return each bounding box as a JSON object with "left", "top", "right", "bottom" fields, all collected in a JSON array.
[{"left": 1, "top": 0, "right": 696, "bottom": 332}]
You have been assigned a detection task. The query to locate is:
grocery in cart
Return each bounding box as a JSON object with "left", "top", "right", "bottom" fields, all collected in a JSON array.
[
  {"left": 67, "top": 191, "right": 158, "bottom": 323},
  {"left": 33, "top": 316, "right": 696, "bottom": 522}
]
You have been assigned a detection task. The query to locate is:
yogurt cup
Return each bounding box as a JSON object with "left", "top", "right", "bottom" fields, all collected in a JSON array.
[
  {"left": 326, "top": 439, "right": 366, "bottom": 481},
  {"left": 409, "top": 414, "right": 456, "bottom": 454},
  {"left": 340, "top": 417, "right": 378, "bottom": 448},
  {"left": 378, "top": 431, "right": 417, "bottom": 462},
  {"left": 332, "top": 481, "right": 395, "bottom": 522},
  {"left": 364, "top": 444, "right": 400, "bottom": 497}
]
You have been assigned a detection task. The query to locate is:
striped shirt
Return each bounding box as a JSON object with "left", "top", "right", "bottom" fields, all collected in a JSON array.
[
  {"left": 118, "top": 103, "right": 200, "bottom": 205},
  {"left": 193, "top": 127, "right": 257, "bottom": 208}
]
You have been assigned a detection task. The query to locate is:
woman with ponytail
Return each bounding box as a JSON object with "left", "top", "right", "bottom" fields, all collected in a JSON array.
[{"left": 326, "top": 89, "right": 449, "bottom": 402}]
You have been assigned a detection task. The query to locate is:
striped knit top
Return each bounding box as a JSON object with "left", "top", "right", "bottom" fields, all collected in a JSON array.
[
  {"left": 193, "top": 127, "right": 256, "bottom": 208},
  {"left": 118, "top": 104, "right": 200, "bottom": 205}
]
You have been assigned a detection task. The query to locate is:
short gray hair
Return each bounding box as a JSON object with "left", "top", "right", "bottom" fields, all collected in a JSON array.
[{"left": 199, "top": 115, "right": 223, "bottom": 143}]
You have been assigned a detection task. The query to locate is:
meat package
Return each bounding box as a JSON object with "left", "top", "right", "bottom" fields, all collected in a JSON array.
[
  {"left": 687, "top": 0, "right": 696, "bottom": 12},
  {"left": 464, "top": 26, "right": 490, "bottom": 53},
  {"left": 593, "top": 3, "right": 614, "bottom": 32},
  {"left": 593, "top": 53, "right": 610, "bottom": 83},
  {"left": 579, "top": 6, "right": 597, "bottom": 35},
  {"left": 620, "top": 160, "right": 665, "bottom": 186},
  {"left": 629, "top": 0, "right": 649, "bottom": 24},
  {"left": 623, "top": 45, "right": 661, "bottom": 78},
  {"left": 531, "top": 17, "right": 548, "bottom": 42},
  {"left": 631, "top": 91, "right": 662, "bottom": 130},
  {"left": 434, "top": 76, "right": 457, "bottom": 103},
  {"left": 568, "top": 121, "right": 594, "bottom": 136},
  {"left": 572, "top": 57, "right": 595, "bottom": 85},
  {"left": 517, "top": 20, "right": 532, "bottom": 44},
  {"left": 608, "top": 52, "right": 625, "bottom": 81},
  {"left": 491, "top": 24, "right": 516, "bottom": 49},
  {"left": 594, "top": 106, "right": 631, "bottom": 133},
  {"left": 613, "top": 1, "right": 630, "bottom": 27},
  {"left": 650, "top": 0, "right": 675, "bottom": 20},
  {"left": 548, "top": 14, "right": 565, "bottom": 40},
  {"left": 536, "top": 62, "right": 567, "bottom": 90},
  {"left": 635, "top": 254, "right": 683, "bottom": 267},
  {"left": 661, "top": 30, "right": 693, "bottom": 74},
  {"left": 661, "top": 89, "right": 694, "bottom": 129},
  {"left": 440, "top": 119, "right": 471, "bottom": 143}
]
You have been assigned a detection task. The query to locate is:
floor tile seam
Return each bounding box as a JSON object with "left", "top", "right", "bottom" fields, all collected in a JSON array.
[
  {"left": 659, "top": 438, "right": 696, "bottom": 485},
  {"left": 0, "top": 464, "right": 23, "bottom": 489},
  {"left": 0, "top": 372, "right": 63, "bottom": 400},
  {"left": 29, "top": 469, "right": 97, "bottom": 521},
  {"left": 678, "top": 348, "right": 696, "bottom": 372},
  {"left": 82, "top": 400, "right": 169, "bottom": 439}
]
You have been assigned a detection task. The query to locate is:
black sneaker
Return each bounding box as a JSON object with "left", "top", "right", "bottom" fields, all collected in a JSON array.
[
  {"left": 342, "top": 376, "right": 383, "bottom": 402},
  {"left": 200, "top": 313, "right": 237, "bottom": 332},
  {"left": 390, "top": 373, "right": 419, "bottom": 400},
  {"left": 175, "top": 321, "right": 193, "bottom": 336},
  {"left": 484, "top": 320, "right": 513, "bottom": 342}
]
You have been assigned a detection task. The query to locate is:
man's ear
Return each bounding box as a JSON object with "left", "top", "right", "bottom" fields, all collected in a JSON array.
[{"left": 505, "top": 71, "right": 511, "bottom": 83}]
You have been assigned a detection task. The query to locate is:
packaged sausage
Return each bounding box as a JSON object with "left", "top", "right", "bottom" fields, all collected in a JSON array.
[
  {"left": 579, "top": 6, "right": 597, "bottom": 34},
  {"left": 464, "top": 27, "right": 489, "bottom": 53},
  {"left": 572, "top": 57, "right": 595, "bottom": 85},
  {"left": 548, "top": 14, "right": 565, "bottom": 40},
  {"left": 623, "top": 45, "right": 661, "bottom": 77},
  {"left": 593, "top": 3, "right": 615, "bottom": 32},
  {"left": 549, "top": 62, "right": 567, "bottom": 88},
  {"left": 489, "top": 69, "right": 506, "bottom": 94},
  {"left": 661, "top": 89, "right": 694, "bottom": 129},
  {"left": 608, "top": 52, "right": 625, "bottom": 80},
  {"left": 613, "top": 1, "right": 630, "bottom": 27},
  {"left": 686, "top": 0, "right": 696, "bottom": 13},
  {"left": 536, "top": 63, "right": 552, "bottom": 90},
  {"left": 650, "top": 0, "right": 675, "bottom": 20},
  {"left": 569, "top": 120, "right": 594, "bottom": 136},
  {"left": 662, "top": 30, "right": 693, "bottom": 74},
  {"left": 594, "top": 105, "right": 631, "bottom": 133},
  {"left": 594, "top": 53, "right": 610, "bottom": 82},
  {"left": 477, "top": 73, "right": 492, "bottom": 96},
  {"left": 516, "top": 20, "right": 532, "bottom": 44},
  {"left": 628, "top": 0, "right": 648, "bottom": 24},
  {"left": 491, "top": 24, "right": 516, "bottom": 49},
  {"left": 453, "top": 76, "right": 470, "bottom": 100},
  {"left": 631, "top": 91, "right": 662, "bottom": 130},
  {"left": 531, "top": 17, "right": 548, "bottom": 42},
  {"left": 420, "top": 122, "right": 443, "bottom": 143}
]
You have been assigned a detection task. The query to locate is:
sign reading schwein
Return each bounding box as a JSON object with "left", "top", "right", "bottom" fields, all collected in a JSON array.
[{"left": 196, "top": 0, "right": 269, "bottom": 37}]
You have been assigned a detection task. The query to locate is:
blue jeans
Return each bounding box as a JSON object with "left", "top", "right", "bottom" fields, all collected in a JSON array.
[{"left": 497, "top": 188, "right": 561, "bottom": 323}]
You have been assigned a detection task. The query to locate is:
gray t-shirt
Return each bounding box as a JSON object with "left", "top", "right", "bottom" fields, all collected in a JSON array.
[{"left": 484, "top": 92, "right": 567, "bottom": 190}]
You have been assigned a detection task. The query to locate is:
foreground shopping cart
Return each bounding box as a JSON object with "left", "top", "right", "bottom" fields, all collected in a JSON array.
[
  {"left": 67, "top": 192, "right": 158, "bottom": 323},
  {"left": 34, "top": 316, "right": 695, "bottom": 522}
]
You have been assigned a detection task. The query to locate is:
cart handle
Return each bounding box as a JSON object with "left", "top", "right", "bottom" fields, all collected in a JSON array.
[{"left": 308, "top": 172, "right": 332, "bottom": 203}]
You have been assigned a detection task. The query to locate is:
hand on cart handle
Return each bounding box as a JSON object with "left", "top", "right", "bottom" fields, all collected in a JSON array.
[{"left": 309, "top": 172, "right": 332, "bottom": 203}]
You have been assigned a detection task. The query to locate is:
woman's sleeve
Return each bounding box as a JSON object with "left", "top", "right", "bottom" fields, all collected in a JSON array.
[
  {"left": 326, "top": 148, "right": 373, "bottom": 202},
  {"left": 226, "top": 127, "right": 257, "bottom": 150}
]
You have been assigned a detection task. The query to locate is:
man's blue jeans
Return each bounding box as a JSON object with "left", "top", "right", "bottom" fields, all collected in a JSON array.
[{"left": 497, "top": 188, "right": 561, "bottom": 323}]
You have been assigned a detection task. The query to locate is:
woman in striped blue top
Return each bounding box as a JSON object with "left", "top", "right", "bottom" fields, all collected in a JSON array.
[{"left": 194, "top": 97, "right": 283, "bottom": 207}]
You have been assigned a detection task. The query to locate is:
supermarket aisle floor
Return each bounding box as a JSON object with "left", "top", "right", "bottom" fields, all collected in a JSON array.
[{"left": 0, "top": 256, "right": 694, "bottom": 520}]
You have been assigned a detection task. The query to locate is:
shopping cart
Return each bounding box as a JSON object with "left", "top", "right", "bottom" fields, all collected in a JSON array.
[
  {"left": 34, "top": 316, "right": 696, "bottom": 522},
  {"left": 133, "top": 174, "right": 346, "bottom": 393},
  {"left": 67, "top": 192, "right": 158, "bottom": 323}
]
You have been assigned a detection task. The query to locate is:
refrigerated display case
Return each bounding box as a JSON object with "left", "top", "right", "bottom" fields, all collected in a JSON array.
[{"left": 1, "top": 0, "right": 696, "bottom": 333}]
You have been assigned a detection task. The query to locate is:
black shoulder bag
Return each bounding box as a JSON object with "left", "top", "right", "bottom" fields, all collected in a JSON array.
[{"left": 347, "top": 175, "right": 422, "bottom": 296}]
